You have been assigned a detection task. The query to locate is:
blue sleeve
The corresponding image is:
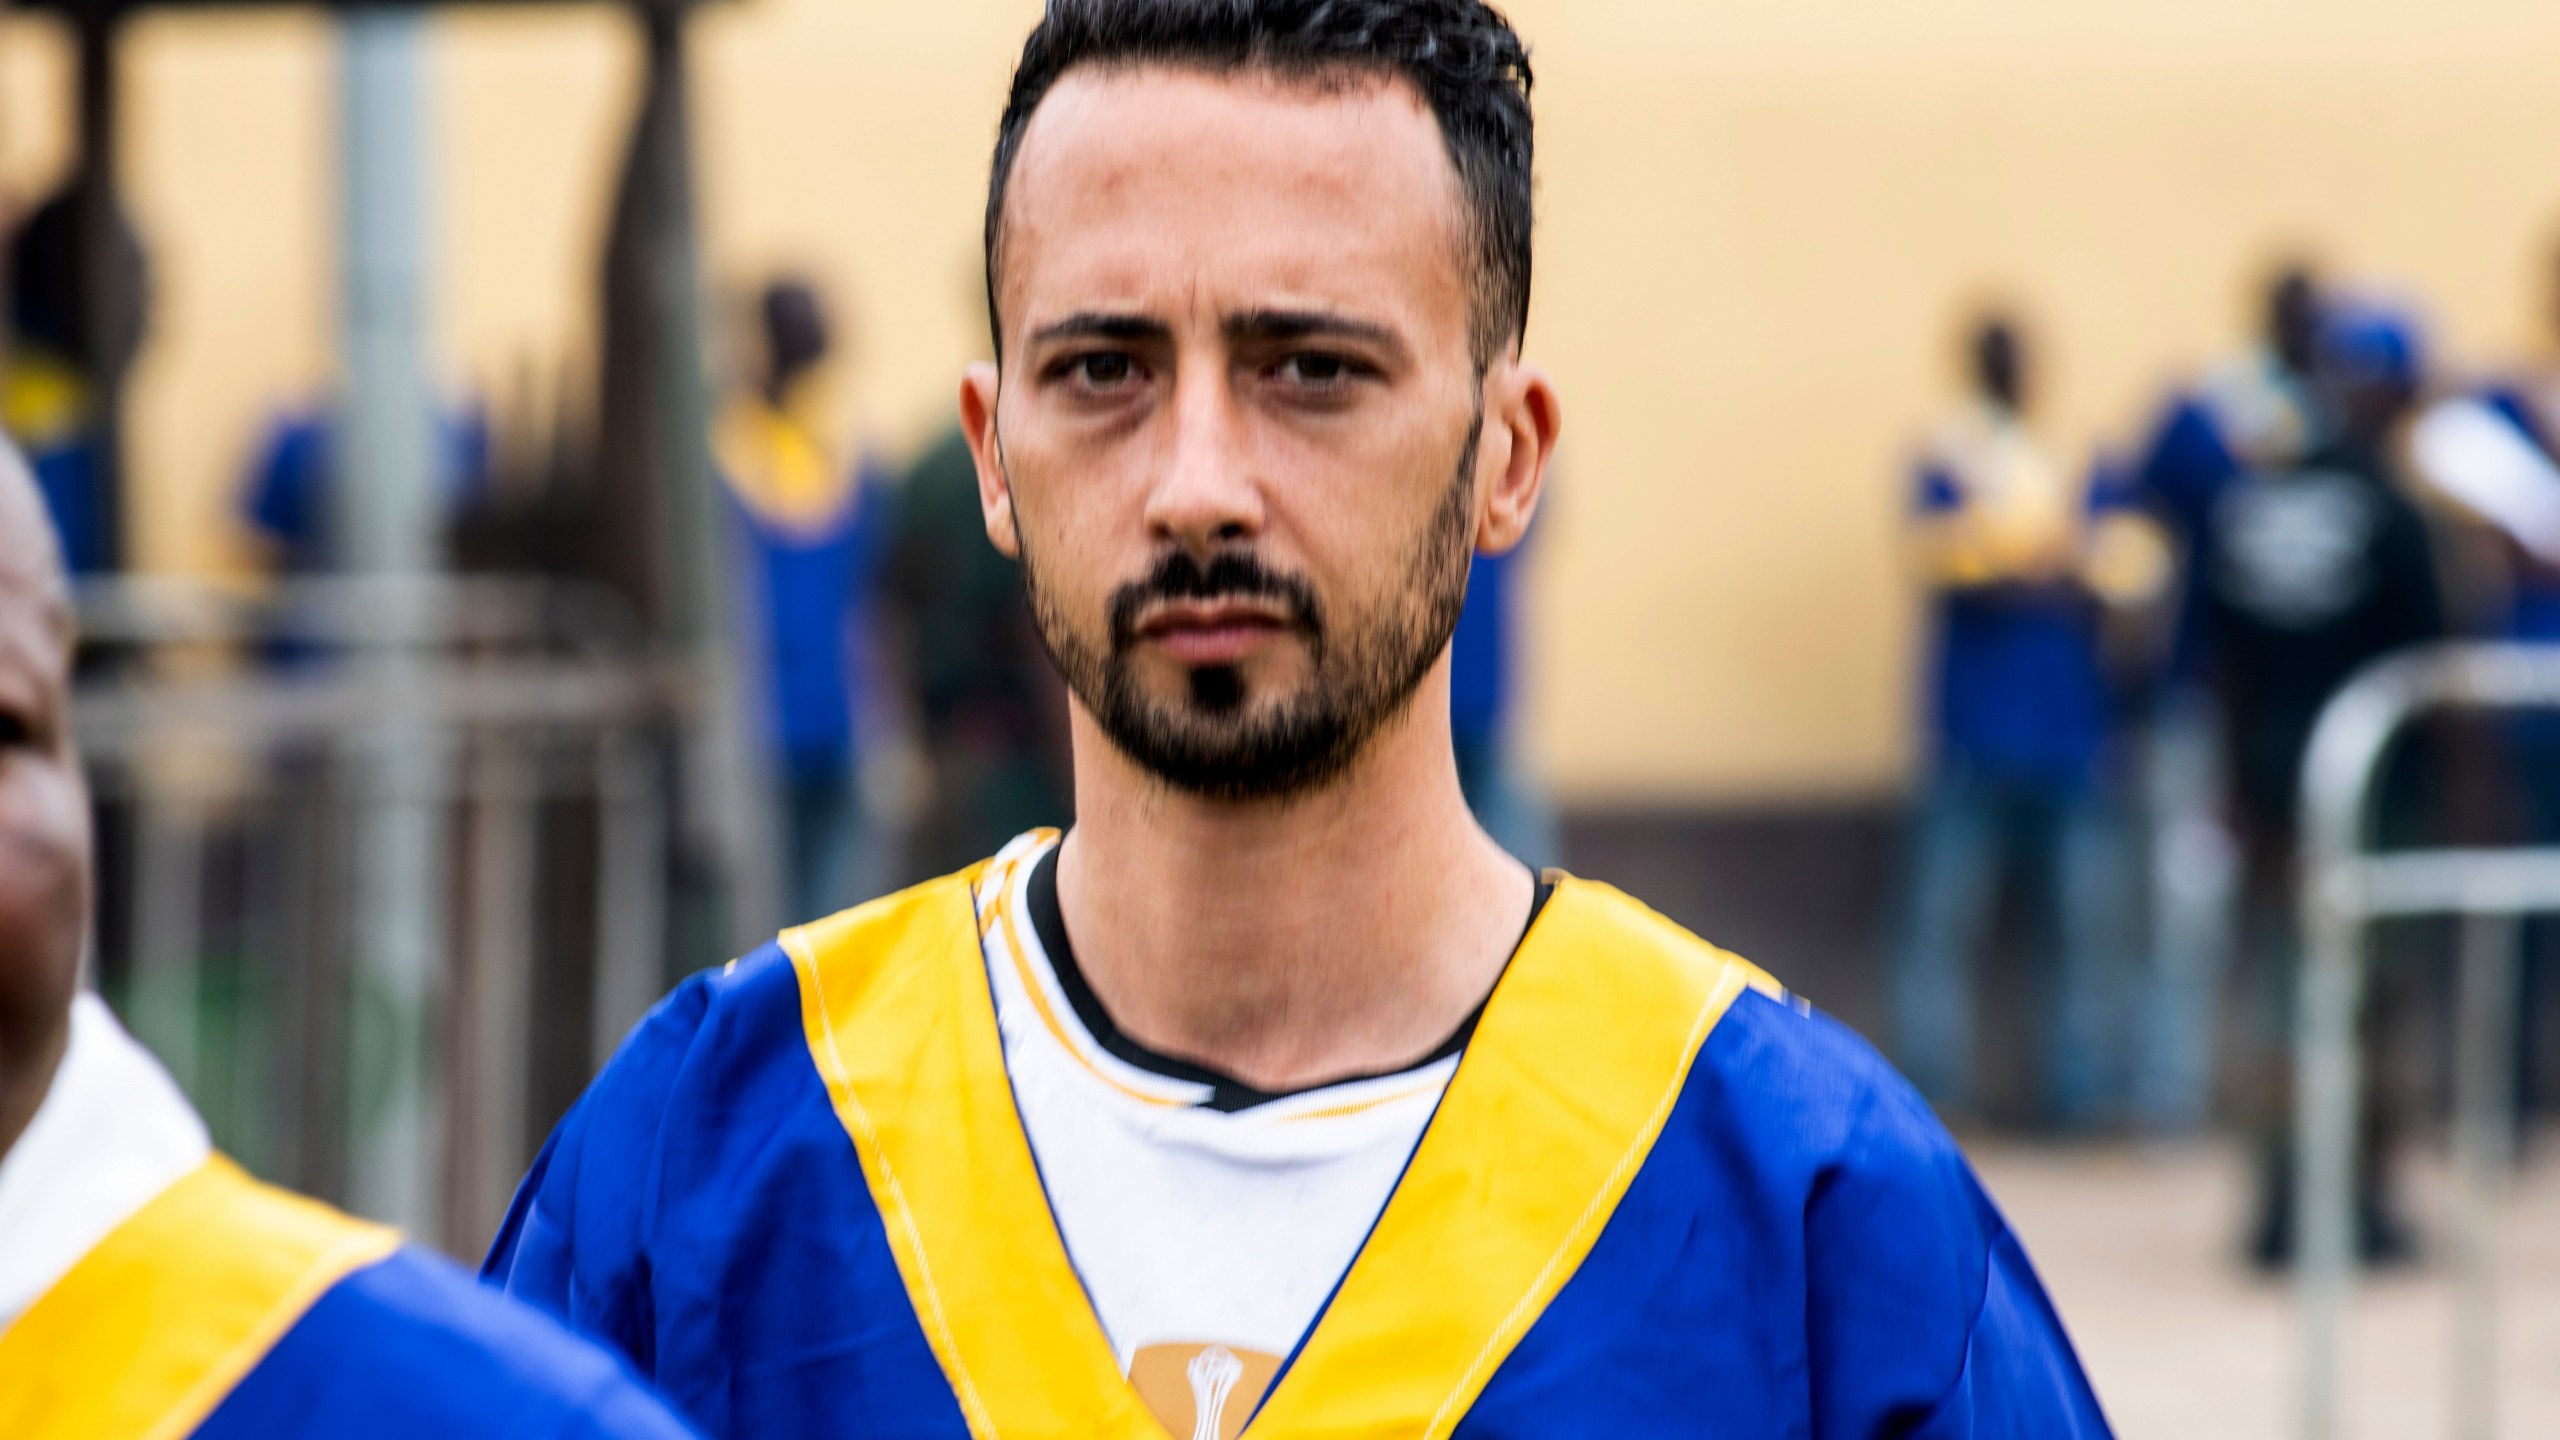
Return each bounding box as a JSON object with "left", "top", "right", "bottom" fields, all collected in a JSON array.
[
  {"left": 243, "top": 416, "right": 328, "bottom": 552},
  {"left": 1902, "top": 1228, "right": 2116, "bottom": 1438},
  {"left": 441, "top": 402, "right": 494, "bottom": 512},
  {"left": 483, "top": 974, "right": 720, "bottom": 1376},
  {"left": 29, "top": 441, "right": 100, "bottom": 574},
  {"left": 1805, "top": 1081, "right": 2112, "bottom": 1439},
  {"left": 205, "top": 1248, "right": 703, "bottom": 1440},
  {"left": 2134, "top": 396, "right": 2238, "bottom": 540},
  {"left": 2085, "top": 455, "right": 2140, "bottom": 517}
]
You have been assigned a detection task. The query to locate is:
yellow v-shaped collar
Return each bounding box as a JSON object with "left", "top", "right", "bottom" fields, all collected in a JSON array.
[
  {"left": 787, "top": 866, "right": 1775, "bottom": 1440},
  {"left": 0, "top": 1155, "right": 401, "bottom": 1440}
]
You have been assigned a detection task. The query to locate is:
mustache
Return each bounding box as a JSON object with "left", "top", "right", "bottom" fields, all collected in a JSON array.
[{"left": 1107, "top": 551, "right": 1323, "bottom": 652}]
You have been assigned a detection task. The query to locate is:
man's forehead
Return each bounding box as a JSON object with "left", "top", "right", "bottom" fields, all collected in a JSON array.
[{"left": 999, "top": 64, "right": 1470, "bottom": 337}]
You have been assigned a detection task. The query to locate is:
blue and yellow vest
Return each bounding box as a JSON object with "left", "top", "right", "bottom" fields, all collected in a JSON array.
[
  {"left": 0, "top": 1155, "right": 696, "bottom": 1440},
  {"left": 490, "top": 865, "right": 2112, "bottom": 1439}
]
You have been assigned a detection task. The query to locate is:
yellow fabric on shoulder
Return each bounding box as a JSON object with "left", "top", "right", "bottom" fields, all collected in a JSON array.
[
  {"left": 788, "top": 868, "right": 1163, "bottom": 1440},
  {"left": 2, "top": 352, "right": 90, "bottom": 448},
  {"left": 0, "top": 1154, "right": 401, "bottom": 1440},
  {"left": 714, "top": 396, "right": 857, "bottom": 537},
  {"left": 787, "top": 865, "right": 1768, "bottom": 1440},
  {"left": 1249, "top": 877, "right": 1764, "bottom": 1440}
]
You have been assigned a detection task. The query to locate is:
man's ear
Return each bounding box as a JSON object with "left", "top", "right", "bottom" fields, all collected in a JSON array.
[
  {"left": 960, "top": 362, "right": 1020, "bottom": 559},
  {"left": 1476, "top": 359, "right": 1561, "bottom": 555}
]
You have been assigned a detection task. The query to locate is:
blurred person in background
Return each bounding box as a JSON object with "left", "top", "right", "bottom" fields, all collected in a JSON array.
[
  {"left": 488, "top": 4, "right": 2110, "bottom": 1435},
  {"left": 237, "top": 404, "right": 491, "bottom": 579},
  {"left": 2204, "top": 300, "right": 2444, "bottom": 1266},
  {"left": 0, "top": 442, "right": 699, "bottom": 1440},
  {"left": 1893, "top": 312, "right": 2164, "bottom": 1131},
  {"left": 2406, "top": 237, "right": 2560, "bottom": 1134},
  {"left": 714, "top": 277, "right": 898, "bottom": 922},
  {"left": 2127, "top": 264, "right": 2331, "bottom": 1135},
  {"left": 1448, "top": 518, "right": 1559, "bottom": 868},
  {"left": 2, "top": 186, "right": 145, "bottom": 576}
]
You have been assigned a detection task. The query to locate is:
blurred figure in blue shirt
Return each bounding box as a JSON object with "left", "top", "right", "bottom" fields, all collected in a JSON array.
[
  {"left": 2207, "top": 300, "right": 2444, "bottom": 1267},
  {"left": 2127, "top": 265, "right": 2331, "bottom": 1135},
  {"left": 714, "top": 279, "right": 895, "bottom": 923},
  {"left": 239, "top": 408, "right": 491, "bottom": 578},
  {"left": 1894, "top": 312, "right": 2168, "bottom": 1129}
]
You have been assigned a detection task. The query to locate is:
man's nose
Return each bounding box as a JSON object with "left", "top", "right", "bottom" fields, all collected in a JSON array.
[{"left": 1143, "top": 366, "right": 1265, "bottom": 555}]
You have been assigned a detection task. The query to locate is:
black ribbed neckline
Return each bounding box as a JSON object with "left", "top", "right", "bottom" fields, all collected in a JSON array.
[{"left": 1022, "top": 844, "right": 1552, "bottom": 1113}]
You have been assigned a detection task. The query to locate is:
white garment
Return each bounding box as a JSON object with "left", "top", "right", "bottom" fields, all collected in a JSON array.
[
  {"left": 0, "top": 993, "right": 211, "bottom": 1330},
  {"left": 976, "top": 833, "right": 1450, "bottom": 1377},
  {"left": 2411, "top": 397, "right": 2560, "bottom": 564}
]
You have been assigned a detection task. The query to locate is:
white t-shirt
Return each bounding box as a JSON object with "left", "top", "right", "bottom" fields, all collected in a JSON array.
[
  {"left": 976, "top": 833, "right": 1506, "bottom": 1436},
  {"left": 0, "top": 993, "right": 211, "bottom": 1330}
]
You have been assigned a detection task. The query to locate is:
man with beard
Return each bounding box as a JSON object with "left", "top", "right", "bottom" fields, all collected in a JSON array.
[
  {"left": 0, "top": 447, "right": 700, "bottom": 1440},
  {"left": 487, "top": 3, "right": 2109, "bottom": 1436}
]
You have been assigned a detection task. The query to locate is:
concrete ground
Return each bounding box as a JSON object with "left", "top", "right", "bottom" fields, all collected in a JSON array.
[{"left": 1975, "top": 1139, "right": 2560, "bottom": 1439}]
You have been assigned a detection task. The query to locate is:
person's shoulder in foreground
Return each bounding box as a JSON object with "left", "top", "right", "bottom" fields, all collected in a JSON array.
[
  {"left": 489, "top": 864, "right": 2110, "bottom": 1438},
  {"left": 0, "top": 1006, "right": 702, "bottom": 1440}
]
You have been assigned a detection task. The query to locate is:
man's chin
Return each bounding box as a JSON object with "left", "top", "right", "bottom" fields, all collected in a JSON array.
[{"left": 1092, "top": 698, "right": 1358, "bottom": 803}]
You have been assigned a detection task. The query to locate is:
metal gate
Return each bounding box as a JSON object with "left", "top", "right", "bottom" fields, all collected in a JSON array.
[
  {"left": 73, "top": 575, "right": 704, "bottom": 1258},
  {"left": 2296, "top": 642, "right": 2560, "bottom": 1440}
]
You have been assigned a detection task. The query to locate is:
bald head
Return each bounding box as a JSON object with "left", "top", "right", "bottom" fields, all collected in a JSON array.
[{"left": 0, "top": 437, "right": 87, "bottom": 1165}]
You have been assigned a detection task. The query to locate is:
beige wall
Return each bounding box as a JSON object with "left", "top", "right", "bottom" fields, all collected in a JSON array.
[{"left": 8, "top": 0, "right": 2560, "bottom": 803}]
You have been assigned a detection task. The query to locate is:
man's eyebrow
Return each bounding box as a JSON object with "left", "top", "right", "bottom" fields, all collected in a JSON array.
[
  {"left": 1026, "top": 313, "right": 1172, "bottom": 347},
  {"left": 1224, "top": 309, "right": 1404, "bottom": 353}
]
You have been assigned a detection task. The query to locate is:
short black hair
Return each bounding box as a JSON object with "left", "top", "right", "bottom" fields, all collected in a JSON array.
[
  {"left": 758, "top": 278, "right": 831, "bottom": 386},
  {"left": 984, "top": 0, "right": 1535, "bottom": 368}
]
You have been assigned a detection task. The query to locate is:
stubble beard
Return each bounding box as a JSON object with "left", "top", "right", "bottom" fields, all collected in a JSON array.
[{"left": 1017, "top": 416, "right": 1481, "bottom": 803}]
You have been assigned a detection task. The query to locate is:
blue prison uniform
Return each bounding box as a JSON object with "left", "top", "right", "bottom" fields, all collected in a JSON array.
[
  {"left": 486, "top": 864, "right": 2113, "bottom": 1438},
  {"left": 0, "top": 1156, "right": 699, "bottom": 1440}
]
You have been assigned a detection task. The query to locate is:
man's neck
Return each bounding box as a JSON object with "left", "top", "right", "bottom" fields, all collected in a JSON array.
[{"left": 1054, "top": 678, "right": 1534, "bottom": 1094}]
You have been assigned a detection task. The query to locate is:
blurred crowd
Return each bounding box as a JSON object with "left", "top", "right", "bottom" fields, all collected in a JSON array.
[{"left": 1896, "top": 253, "right": 2560, "bottom": 1263}]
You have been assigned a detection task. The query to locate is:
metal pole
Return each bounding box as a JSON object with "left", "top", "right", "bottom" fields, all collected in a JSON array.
[
  {"left": 127, "top": 791, "right": 206, "bottom": 1093},
  {"left": 1, "top": 0, "right": 13, "bottom": 382},
  {"left": 2294, "top": 655, "right": 2414, "bottom": 1440},
  {"left": 453, "top": 738, "right": 535, "bottom": 1255},
  {"left": 2449, "top": 914, "right": 2519, "bottom": 1440},
  {"left": 2292, "top": 644, "right": 2560, "bottom": 1439},
  {"left": 71, "top": 0, "right": 129, "bottom": 571},
  {"left": 591, "top": 729, "right": 667, "bottom": 1061},
  {"left": 2294, "top": 865, "right": 2362, "bottom": 1440},
  {"left": 635, "top": 1, "right": 781, "bottom": 955},
  {"left": 337, "top": 6, "right": 446, "bottom": 1237}
]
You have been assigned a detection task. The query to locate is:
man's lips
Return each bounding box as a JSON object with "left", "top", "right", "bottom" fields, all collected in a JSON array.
[{"left": 1133, "top": 600, "right": 1294, "bottom": 665}]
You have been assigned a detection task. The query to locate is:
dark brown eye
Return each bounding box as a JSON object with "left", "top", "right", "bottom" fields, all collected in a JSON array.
[
  {"left": 1077, "top": 353, "right": 1135, "bottom": 386},
  {"left": 1285, "top": 354, "right": 1347, "bottom": 383},
  {"left": 0, "top": 712, "right": 29, "bottom": 750}
]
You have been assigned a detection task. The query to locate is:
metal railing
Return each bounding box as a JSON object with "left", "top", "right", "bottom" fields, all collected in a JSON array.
[
  {"left": 2296, "top": 643, "right": 2560, "bottom": 1440},
  {"left": 72, "top": 575, "right": 707, "bottom": 1259}
]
